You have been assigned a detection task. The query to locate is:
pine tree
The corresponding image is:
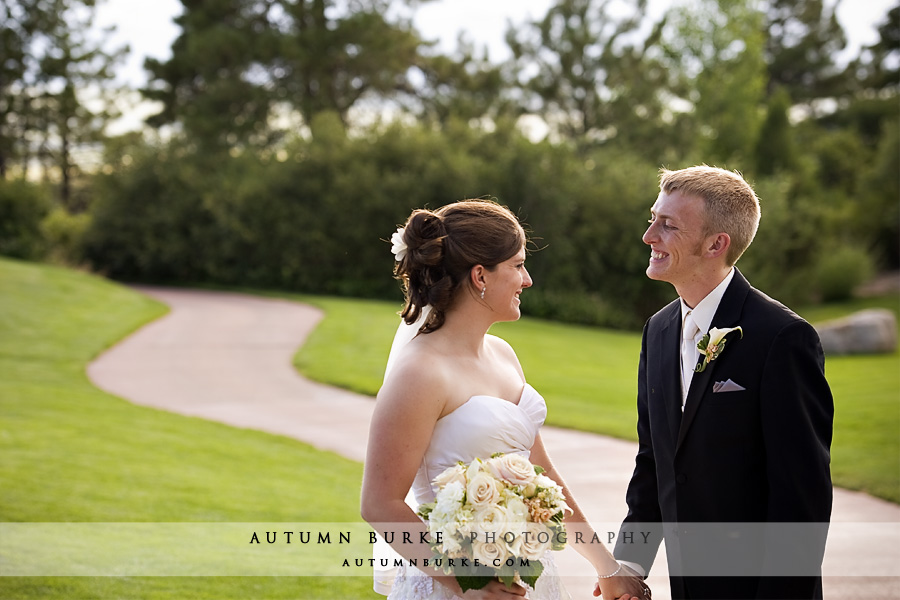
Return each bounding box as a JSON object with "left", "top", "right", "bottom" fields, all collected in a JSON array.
[{"left": 1, "top": 0, "right": 127, "bottom": 210}]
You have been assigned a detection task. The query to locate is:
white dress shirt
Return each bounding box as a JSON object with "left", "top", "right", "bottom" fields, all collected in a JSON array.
[{"left": 679, "top": 268, "right": 735, "bottom": 408}]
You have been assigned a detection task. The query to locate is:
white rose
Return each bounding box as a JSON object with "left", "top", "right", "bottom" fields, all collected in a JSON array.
[
  {"left": 467, "top": 470, "right": 501, "bottom": 507},
  {"left": 472, "top": 504, "right": 508, "bottom": 535},
  {"left": 472, "top": 505, "right": 527, "bottom": 559},
  {"left": 472, "top": 539, "right": 509, "bottom": 566},
  {"left": 433, "top": 464, "right": 467, "bottom": 489},
  {"left": 487, "top": 453, "right": 537, "bottom": 487},
  {"left": 519, "top": 521, "right": 553, "bottom": 560},
  {"left": 504, "top": 495, "right": 529, "bottom": 524}
]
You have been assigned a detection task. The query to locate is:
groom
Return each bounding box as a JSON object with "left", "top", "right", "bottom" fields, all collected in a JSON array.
[{"left": 612, "top": 166, "right": 834, "bottom": 599}]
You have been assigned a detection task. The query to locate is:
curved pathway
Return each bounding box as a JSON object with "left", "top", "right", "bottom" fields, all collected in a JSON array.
[{"left": 87, "top": 286, "right": 900, "bottom": 599}]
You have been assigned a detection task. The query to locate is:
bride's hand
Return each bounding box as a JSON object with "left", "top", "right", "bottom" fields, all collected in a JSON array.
[
  {"left": 462, "top": 579, "right": 527, "bottom": 598},
  {"left": 592, "top": 564, "right": 650, "bottom": 600}
]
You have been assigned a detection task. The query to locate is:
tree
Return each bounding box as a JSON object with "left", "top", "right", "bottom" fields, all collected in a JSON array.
[
  {"left": 827, "top": 4, "right": 900, "bottom": 145},
  {"left": 143, "top": 0, "right": 282, "bottom": 151},
  {"left": 410, "top": 37, "right": 511, "bottom": 128},
  {"left": 0, "top": 0, "right": 35, "bottom": 178},
  {"left": 273, "top": 0, "right": 423, "bottom": 128},
  {"left": 144, "top": 0, "right": 428, "bottom": 148},
  {"left": 850, "top": 3, "right": 900, "bottom": 95},
  {"left": 754, "top": 86, "right": 797, "bottom": 175},
  {"left": 763, "top": 0, "right": 848, "bottom": 109},
  {"left": 810, "top": 3, "right": 899, "bottom": 269},
  {"left": 661, "top": 0, "right": 768, "bottom": 165},
  {"left": 35, "top": 0, "right": 127, "bottom": 210},
  {"left": 506, "top": 0, "right": 669, "bottom": 152},
  {"left": 0, "top": 0, "right": 126, "bottom": 210}
]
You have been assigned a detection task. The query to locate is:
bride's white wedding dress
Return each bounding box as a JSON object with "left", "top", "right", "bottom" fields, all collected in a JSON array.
[{"left": 385, "top": 384, "right": 572, "bottom": 600}]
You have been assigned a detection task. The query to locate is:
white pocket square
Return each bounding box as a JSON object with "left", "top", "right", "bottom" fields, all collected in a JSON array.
[{"left": 713, "top": 379, "right": 746, "bottom": 393}]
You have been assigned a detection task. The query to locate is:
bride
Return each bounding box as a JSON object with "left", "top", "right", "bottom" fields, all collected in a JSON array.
[{"left": 360, "top": 200, "right": 649, "bottom": 600}]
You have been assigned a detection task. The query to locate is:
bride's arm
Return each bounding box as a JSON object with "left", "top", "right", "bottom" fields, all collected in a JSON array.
[
  {"left": 529, "top": 434, "right": 648, "bottom": 600},
  {"left": 360, "top": 361, "right": 444, "bottom": 552},
  {"left": 527, "top": 434, "right": 619, "bottom": 573},
  {"left": 493, "top": 337, "right": 646, "bottom": 597},
  {"left": 361, "top": 362, "right": 485, "bottom": 597}
]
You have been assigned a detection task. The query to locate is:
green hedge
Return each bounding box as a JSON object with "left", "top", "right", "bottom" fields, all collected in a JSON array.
[{"left": 80, "top": 119, "right": 888, "bottom": 328}]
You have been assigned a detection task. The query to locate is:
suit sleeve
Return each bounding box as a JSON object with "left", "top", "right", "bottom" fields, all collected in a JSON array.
[
  {"left": 615, "top": 322, "right": 664, "bottom": 573},
  {"left": 757, "top": 319, "right": 834, "bottom": 597}
]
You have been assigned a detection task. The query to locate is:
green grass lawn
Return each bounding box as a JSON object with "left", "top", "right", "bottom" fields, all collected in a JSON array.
[
  {"left": 1, "top": 255, "right": 896, "bottom": 600},
  {"left": 0, "top": 257, "right": 377, "bottom": 599},
  {"left": 290, "top": 292, "right": 900, "bottom": 504}
]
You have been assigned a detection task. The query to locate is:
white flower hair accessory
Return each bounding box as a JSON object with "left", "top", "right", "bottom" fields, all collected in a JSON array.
[
  {"left": 695, "top": 326, "right": 743, "bottom": 373},
  {"left": 390, "top": 227, "right": 408, "bottom": 261}
]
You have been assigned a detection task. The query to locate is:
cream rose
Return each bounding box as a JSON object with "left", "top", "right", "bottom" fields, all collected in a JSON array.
[
  {"left": 487, "top": 453, "right": 537, "bottom": 487},
  {"left": 467, "top": 470, "right": 501, "bottom": 507},
  {"left": 519, "top": 521, "right": 553, "bottom": 560},
  {"left": 472, "top": 539, "right": 509, "bottom": 566},
  {"left": 472, "top": 504, "right": 508, "bottom": 534},
  {"left": 433, "top": 463, "right": 467, "bottom": 489}
]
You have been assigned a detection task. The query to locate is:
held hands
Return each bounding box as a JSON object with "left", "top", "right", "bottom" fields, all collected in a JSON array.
[{"left": 592, "top": 564, "right": 650, "bottom": 600}]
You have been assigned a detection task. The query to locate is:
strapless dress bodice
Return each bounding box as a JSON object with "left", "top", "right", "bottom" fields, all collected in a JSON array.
[{"left": 411, "top": 383, "right": 547, "bottom": 505}]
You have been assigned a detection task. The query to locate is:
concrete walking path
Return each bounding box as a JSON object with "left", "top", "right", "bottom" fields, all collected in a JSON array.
[{"left": 87, "top": 287, "right": 900, "bottom": 599}]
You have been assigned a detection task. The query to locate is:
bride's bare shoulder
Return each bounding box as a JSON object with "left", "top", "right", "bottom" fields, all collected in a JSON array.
[
  {"left": 485, "top": 333, "right": 519, "bottom": 361},
  {"left": 377, "top": 339, "right": 454, "bottom": 409},
  {"left": 485, "top": 334, "right": 526, "bottom": 380}
]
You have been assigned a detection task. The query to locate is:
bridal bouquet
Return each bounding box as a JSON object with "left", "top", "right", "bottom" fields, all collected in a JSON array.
[{"left": 416, "top": 453, "right": 570, "bottom": 592}]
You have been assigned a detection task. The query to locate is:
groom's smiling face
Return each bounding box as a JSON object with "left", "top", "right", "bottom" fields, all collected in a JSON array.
[{"left": 642, "top": 190, "right": 709, "bottom": 291}]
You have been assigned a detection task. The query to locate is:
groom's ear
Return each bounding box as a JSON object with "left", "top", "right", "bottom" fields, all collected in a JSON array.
[{"left": 704, "top": 233, "right": 731, "bottom": 259}]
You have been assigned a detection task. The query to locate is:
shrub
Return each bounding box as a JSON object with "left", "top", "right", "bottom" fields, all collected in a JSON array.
[
  {"left": 40, "top": 207, "right": 91, "bottom": 265},
  {"left": 0, "top": 179, "right": 51, "bottom": 260},
  {"left": 815, "top": 245, "right": 876, "bottom": 302}
]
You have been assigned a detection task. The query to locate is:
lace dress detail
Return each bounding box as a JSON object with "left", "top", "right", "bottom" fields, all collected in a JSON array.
[{"left": 381, "top": 385, "right": 571, "bottom": 600}]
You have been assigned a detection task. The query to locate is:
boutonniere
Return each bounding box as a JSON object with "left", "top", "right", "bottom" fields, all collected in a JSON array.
[{"left": 695, "top": 326, "right": 743, "bottom": 373}]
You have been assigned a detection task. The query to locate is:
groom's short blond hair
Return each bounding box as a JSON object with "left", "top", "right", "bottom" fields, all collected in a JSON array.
[{"left": 659, "top": 165, "right": 760, "bottom": 266}]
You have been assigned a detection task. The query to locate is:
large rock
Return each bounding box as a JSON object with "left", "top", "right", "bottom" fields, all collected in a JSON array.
[{"left": 815, "top": 309, "right": 898, "bottom": 355}]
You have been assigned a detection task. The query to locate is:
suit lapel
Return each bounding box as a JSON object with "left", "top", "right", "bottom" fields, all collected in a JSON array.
[
  {"left": 676, "top": 269, "right": 752, "bottom": 452},
  {"left": 653, "top": 302, "right": 683, "bottom": 445}
]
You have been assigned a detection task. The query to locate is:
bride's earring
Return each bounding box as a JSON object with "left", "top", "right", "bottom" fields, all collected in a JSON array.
[{"left": 480, "top": 287, "right": 486, "bottom": 300}]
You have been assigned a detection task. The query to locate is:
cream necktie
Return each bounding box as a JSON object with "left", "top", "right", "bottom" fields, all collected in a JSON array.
[{"left": 681, "top": 312, "right": 700, "bottom": 406}]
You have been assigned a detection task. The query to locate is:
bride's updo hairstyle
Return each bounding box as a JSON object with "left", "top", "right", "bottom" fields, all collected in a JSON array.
[{"left": 394, "top": 199, "right": 526, "bottom": 334}]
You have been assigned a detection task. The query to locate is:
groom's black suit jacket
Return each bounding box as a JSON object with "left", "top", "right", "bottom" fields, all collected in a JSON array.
[{"left": 614, "top": 269, "right": 834, "bottom": 600}]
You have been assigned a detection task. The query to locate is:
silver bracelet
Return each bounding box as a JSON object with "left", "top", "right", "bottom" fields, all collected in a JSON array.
[{"left": 598, "top": 563, "right": 622, "bottom": 579}]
